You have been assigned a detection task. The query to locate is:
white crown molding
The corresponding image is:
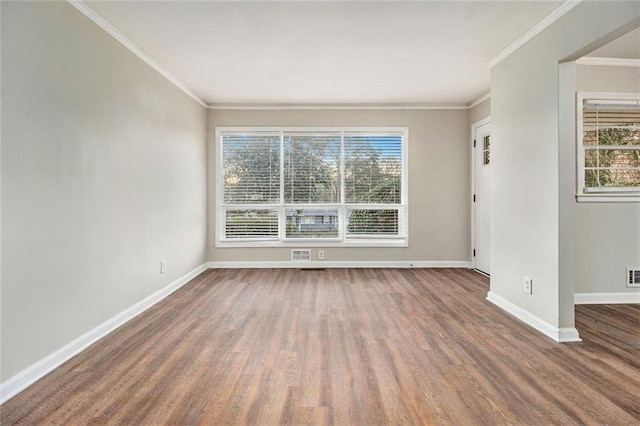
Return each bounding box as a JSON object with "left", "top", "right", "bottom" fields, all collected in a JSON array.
[
  {"left": 66, "top": 0, "right": 207, "bottom": 108},
  {"left": 576, "top": 57, "right": 640, "bottom": 68},
  {"left": 486, "top": 291, "right": 582, "bottom": 343},
  {"left": 207, "top": 260, "right": 471, "bottom": 269},
  {"left": 207, "top": 103, "right": 470, "bottom": 111},
  {"left": 489, "top": 0, "right": 583, "bottom": 69},
  {"left": 575, "top": 292, "right": 640, "bottom": 304},
  {"left": 0, "top": 263, "right": 208, "bottom": 404},
  {"left": 468, "top": 92, "right": 491, "bottom": 109}
]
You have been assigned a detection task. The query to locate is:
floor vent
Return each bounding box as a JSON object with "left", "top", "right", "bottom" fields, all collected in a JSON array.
[
  {"left": 291, "top": 249, "right": 311, "bottom": 262},
  {"left": 627, "top": 267, "right": 640, "bottom": 288}
]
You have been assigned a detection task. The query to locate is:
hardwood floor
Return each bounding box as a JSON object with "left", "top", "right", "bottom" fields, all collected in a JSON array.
[{"left": 2, "top": 268, "right": 639, "bottom": 425}]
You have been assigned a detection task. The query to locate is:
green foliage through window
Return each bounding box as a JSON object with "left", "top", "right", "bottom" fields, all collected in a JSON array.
[{"left": 582, "top": 100, "right": 640, "bottom": 190}]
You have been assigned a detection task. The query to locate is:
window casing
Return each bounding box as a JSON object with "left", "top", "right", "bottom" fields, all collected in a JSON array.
[
  {"left": 577, "top": 92, "right": 640, "bottom": 202},
  {"left": 216, "top": 127, "right": 408, "bottom": 246}
]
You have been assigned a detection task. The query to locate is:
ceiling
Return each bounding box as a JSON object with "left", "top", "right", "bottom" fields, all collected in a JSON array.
[
  {"left": 586, "top": 27, "right": 640, "bottom": 59},
  {"left": 84, "top": 1, "right": 567, "bottom": 107}
]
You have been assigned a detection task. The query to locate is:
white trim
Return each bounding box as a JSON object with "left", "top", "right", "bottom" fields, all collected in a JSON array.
[
  {"left": 207, "top": 261, "right": 471, "bottom": 269},
  {"left": 576, "top": 57, "right": 640, "bottom": 68},
  {"left": 216, "top": 126, "right": 410, "bottom": 133},
  {"left": 558, "top": 328, "right": 582, "bottom": 342},
  {"left": 469, "top": 92, "right": 491, "bottom": 109},
  {"left": 576, "top": 194, "right": 640, "bottom": 203},
  {"left": 486, "top": 291, "right": 582, "bottom": 343},
  {"left": 489, "top": 1, "right": 583, "bottom": 69},
  {"left": 0, "top": 263, "right": 208, "bottom": 404},
  {"left": 208, "top": 103, "right": 470, "bottom": 111},
  {"left": 207, "top": 99, "right": 495, "bottom": 111},
  {"left": 575, "top": 292, "right": 640, "bottom": 304},
  {"left": 66, "top": 1, "right": 207, "bottom": 108},
  {"left": 215, "top": 240, "right": 409, "bottom": 248}
]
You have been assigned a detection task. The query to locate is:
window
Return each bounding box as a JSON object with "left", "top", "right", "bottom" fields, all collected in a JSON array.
[
  {"left": 482, "top": 135, "right": 490, "bottom": 166},
  {"left": 577, "top": 92, "right": 640, "bottom": 202},
  {"left": 216, "top": 128, "right": 408, "bottom": 246}
]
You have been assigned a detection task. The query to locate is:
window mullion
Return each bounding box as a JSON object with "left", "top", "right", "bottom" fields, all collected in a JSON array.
[
  {"left": 279, "top": 131, "right": 285, "bottom": 241},
  {"left": 595, "top": 105, "right": 601, "bottom": 187},
  {"left": 339, "top": 131, "right": 346, "bottom": 241}
]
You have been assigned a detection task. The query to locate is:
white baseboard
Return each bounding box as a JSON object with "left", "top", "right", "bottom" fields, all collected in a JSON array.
[
  {"left": 0, "top": 263, "right": 208, "bottom": 404},
  {"left": 207, "top": 260, "right": 471, "bottom": 269},
  {"left": 486, "top": 291, "right": 581, "bottom": 343},
  {"left": 575, "top": 292, "right": 640, "bottom": 304}
]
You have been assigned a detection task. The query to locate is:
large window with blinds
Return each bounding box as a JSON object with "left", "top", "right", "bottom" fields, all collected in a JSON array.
[
  {"left": 577, "top": 92, "right": 640, "bottom": 202},
  {"left": 216, "top": 128, "right": 408, "bottom": 246}
]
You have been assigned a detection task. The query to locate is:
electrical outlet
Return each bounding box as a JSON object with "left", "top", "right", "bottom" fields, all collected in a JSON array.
[
  {"left": 160, "top": 260, "right": 166, "bottom": 274},
  {"left": 523, "top": 277, "right": 532, "bottom": 294},
  {"left": 318, "top": 250, "right": 325, "bottom": 260}
]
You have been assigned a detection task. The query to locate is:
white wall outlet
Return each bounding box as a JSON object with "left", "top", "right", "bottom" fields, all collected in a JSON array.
[
  {"left": 523, "top": 277, "right": 533, "bottom": 294},
  {"left": 318, "top": 250, "right": 325, "bottom": 260},
  {"left": 160, "top": 260, "right": 166, "bottom": 274}
]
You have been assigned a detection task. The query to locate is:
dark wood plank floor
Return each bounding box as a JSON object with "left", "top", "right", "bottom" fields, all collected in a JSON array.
[{"left": 2, "top": 268, "right": 639, "bottom": 425}]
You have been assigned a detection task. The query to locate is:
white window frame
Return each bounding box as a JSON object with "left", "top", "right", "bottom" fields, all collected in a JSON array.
[
  {"left": 215, "top": 127, "right": 409, "bottom": 247},
  {"left": 576, "top": 92, "right": 640, "bottom": 203}
]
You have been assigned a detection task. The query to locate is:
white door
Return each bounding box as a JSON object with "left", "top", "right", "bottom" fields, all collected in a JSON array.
[{"left": 473, "top": 121, "right": 491, "bottom": 275}]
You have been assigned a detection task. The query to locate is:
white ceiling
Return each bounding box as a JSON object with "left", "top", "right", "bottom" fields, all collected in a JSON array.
[
  {"left": 85, "top": 1, "right": 566, "bottom": 107},
  {"left": 586, "top": 27, "right": 640, "bottom": 59}
]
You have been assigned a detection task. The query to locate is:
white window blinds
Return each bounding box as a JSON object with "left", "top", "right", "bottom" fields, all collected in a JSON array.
[
  {"left": 581, "top": 98, "right": 640, "bottom": 192},
  {"left": 284, "top": 133, "right": 341, "bottom": 204},
  {"left": 222, "top": 133, "right": 281, "bottom": 204},
  {"left": 344, "top": 133, "right": 402, "bottom": 204},
  {"left": 218, "top": 128, "right": 408, "bottom": 245}
]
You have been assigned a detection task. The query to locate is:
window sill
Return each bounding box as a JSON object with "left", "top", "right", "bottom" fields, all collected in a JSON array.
[
  {"left": 216, "top": 239, "right": 409, "bottom": 248},
  {"left": 576, "top": 194, "right": 640, "bottom": 203}
]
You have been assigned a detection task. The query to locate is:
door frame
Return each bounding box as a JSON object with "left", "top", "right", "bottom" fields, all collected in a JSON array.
[{"left": 471, "top": 116, "right": 491, "bottom": 273}]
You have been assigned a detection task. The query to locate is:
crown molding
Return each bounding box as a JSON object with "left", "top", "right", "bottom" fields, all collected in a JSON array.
[
  {"left": 489, "top": 0, "right": 583, "bottom": 69},
  {"left": 208, "top": 95, "right": 492, "bottom": 110},
  {"left": 468, "top": 91, "right": 491, "bottom": 109},
  {"left": 576, "top": 57, "right": 640, "bottom": 68},
  {"left": 207, "top": 103, "right": 470, "bottom": 111},
  {"left": 66, "top": 0, "right": 207, "bottom": 108}
]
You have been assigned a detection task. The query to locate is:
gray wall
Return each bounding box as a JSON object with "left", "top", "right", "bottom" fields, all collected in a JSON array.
[
  {"left": 207, "top": 109, "right": 471, "bottom": 264},
  {"left": 469, "top": 99, "right": 491, "bottom": 126},
  {"left": 574, "top": 65, "right": 640, "bottom": 295},
  {"left": 576, "top": 65, "right": 640, "bottom": 93},
  {"left": 1, "top": 2, "right": 207, "bottom": 380},
  {"left": 490, "top": 1, "right": 639, "bottom": 330}
]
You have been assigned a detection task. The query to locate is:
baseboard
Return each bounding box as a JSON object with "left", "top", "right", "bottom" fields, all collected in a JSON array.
[
  {"left": 0, "top": 263, "right": 208, "bottom": 404},
  {"left": 207, "top": 260, "right": 471, "bottom": 269},
  {"left": 575, "top": 292, "right": 640, "bottom": 304},
  {"left": 486, "top": 291, "right": 581, "bottom": 343}
]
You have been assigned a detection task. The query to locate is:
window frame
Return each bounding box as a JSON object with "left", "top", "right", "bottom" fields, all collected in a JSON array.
[
  {"left": 576, "top": 92, "right": 640, "bottom": 203},
  {"left": 215, "top": 127, "right": 409, "bottom": 247}
]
